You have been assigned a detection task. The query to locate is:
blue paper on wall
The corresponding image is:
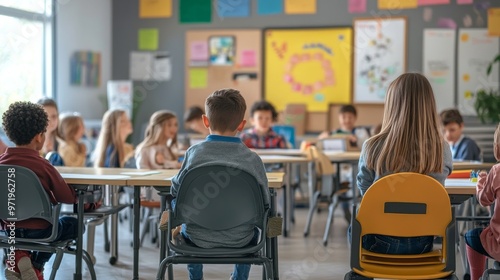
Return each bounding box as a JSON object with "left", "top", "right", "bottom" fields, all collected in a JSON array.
[
  {"left": 217, "top": 0, "right": 250, "bottom": 18},
  {"left": 258, "top": 0, "right": 283, "bottom": 15}
]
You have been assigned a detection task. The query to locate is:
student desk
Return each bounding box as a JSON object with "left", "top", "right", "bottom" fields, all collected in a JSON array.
[
  {"left": 57, "top": 167, "right": 135, "bottom": 280},
  {"left": 259, "top": 155, "right": 311, "bottom": 238},
  {"left": 452, "top": 161, "right": 495, "bottom": 170},
  {"left": 127, "top": 171, "right": 284, "bottom": 280}
]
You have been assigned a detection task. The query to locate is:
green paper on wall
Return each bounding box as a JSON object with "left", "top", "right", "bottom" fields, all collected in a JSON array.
[
  {"left": 189, "top": 68, "right": 208, "bottom": 88},
  {"left": 138, "top": 29, "right": 159, "bottom": 50},
  {"left": 180, "top": 0, "right": 211, "bottom": 23}
]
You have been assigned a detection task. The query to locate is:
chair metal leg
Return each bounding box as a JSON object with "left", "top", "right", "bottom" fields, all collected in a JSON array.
[
  {"left": 48, "top": 250, "right": 64, "bottom": 280},
  {"left": 323, "top": 195, "right": 339, "bottom": 247},
  {"left": 140, "top": 208, "right": 152, "bottom": 247},
  {"left": 81, "top": 249, "right": 97, "bottom": 280},
  {"left": 304, "top": 191, "right": 321, "bottom": 237},
  {"left": 262, "top": 258, "right": 274, "bottom": 280}
]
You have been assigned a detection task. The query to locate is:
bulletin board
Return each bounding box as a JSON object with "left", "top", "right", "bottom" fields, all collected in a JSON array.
[
  {"left": 264, "top": 27, "right": 353, "bottom": 113},
  {"left": 353, "top": 17, "right": 407, "bottom": 104},
  {"left": 185, "top": 30, "right": 262, "bottom": 115}
]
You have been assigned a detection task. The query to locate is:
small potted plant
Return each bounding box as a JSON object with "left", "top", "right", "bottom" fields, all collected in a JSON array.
[{"left": 474, "top": 54, "right": 500, "bottom": 124}]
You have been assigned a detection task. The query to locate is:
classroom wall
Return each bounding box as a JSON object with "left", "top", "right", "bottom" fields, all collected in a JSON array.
[
  {"left": 56, "top": 0, "right": 112, "bottom": 119},
  {"left": 112, "top": 0, "right": 499, "bottom": 142}
]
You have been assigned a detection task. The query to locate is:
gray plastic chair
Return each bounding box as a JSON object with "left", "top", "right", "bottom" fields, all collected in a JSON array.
[
  {"left": 156, "top": 165, "right": 273, "bottom": 280},
  {"left": 0, "top": 164, "right": 96, "bottom": 280}
]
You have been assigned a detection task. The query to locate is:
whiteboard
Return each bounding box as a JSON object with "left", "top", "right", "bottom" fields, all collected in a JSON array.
[
  {"left": 457, "top": 29, "right": 500, "bottom": 116},
  {"left": 353, "top": 17, "right": 407, "bottom": 104},
  {"left": 423, "top": 29, "right": 456, "bottom": 112}
]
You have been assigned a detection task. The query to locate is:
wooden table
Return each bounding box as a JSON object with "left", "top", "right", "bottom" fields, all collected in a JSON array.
[
  {"left": 452, "top": 161, "right": 495, "bottom": 170},
  {"left": 252, "top": 148, "right": 306, "bottom": 156},
  {"left": 120, "top": 170, "right": 284, "bottom": 280}
]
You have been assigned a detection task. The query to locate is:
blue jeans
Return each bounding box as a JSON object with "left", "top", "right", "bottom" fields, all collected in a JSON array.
[
  {"left": 181, "top": 225, "right": 260, "bottom": 280},
  {"left": 465, "top": 228, "right": 491, "bottom": 258},
  {"left": 12, "top": 216, "right": 79, "bottom": 270}
]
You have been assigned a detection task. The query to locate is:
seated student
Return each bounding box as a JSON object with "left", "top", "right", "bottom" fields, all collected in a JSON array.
[
  {"left": 93, "top": 109, "right": 134, "bottom": 168},
  {"left": 136, "top": 110, "right": 181, "bottom": 170},
  {"left": 58, "top": 113, "right": 87, "bottom": 167},
  {"left": 0, "top": 139, "right": 7, "bottom": 154},
  {"left": 319, "top": 105, "right": 370, "bottom": 148},
  {"left": 171, "top": 89, "right": 270, "bottom": 280},
  {"left": 183, "top": 106, "right": 209, "bottom": 137},
  {"left": 37, "top": 98, "right": 60, "bottom": 157},
  {"left": 239, "top": 101, "right": 287, "bottom": 149},
  {"left": 465, "top": 124, "right": 500, "bottom": 280},
  {"left": 0, "top": 101, "right": 78, "bottom": 280},
  {"left": 440, "top": 108, "right": 481, "bottom": 161},
  {"left": 356, "top": 73, "right": 452, "bottom": 256}
]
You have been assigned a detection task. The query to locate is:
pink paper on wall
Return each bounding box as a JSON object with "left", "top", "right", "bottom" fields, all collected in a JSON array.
[
  {"left": 457, "top": 0, "right": 473, "bottom": 4},
  {"left": 349, "top": 0, "right": 366, "bottom": 13},
  {"left": 190, "top": 41, "right": 209, "bottom": 61},
  {"left": 239, "top": 50, "right": 257, "bottom": 67},
  {"left": 418, "top": 0, "right": 450, "bottom": 5}
]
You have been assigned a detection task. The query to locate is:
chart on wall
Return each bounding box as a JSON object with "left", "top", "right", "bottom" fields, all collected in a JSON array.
[
  {"left": 423, "top": 29, "right": 456, "bottom": 112},
  {"left": 264, "top": 27, "right": 352, "bottom": 112},
  {"left": 353, "top": 17, "right": 407, "bottom": 103},
  {"left": 457, "top": 29, "right": 500, "bottom": 116}
]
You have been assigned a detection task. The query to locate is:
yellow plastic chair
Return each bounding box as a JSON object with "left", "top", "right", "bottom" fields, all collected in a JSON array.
[{"left": 345, "top": 172, "right": 457, "bottom": 280}]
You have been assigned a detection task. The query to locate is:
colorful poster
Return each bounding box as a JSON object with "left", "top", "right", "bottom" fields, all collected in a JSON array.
[
  {"left": 139, "top": 0, "right": 172, "bottom": 18},
  {"left": 488, "top": 8, "right": 500, "bottom": 36},
  {"left": 458, "top": 29, "right": 500, "bottom": 115},
  {"left": 180, "top": 0, "right": 211, "bottom": 23},
  {"left": 285, "top": 0, "right": 317, "bottom": 14},
  {"left": 209, "top": 36, "right": 235, "bottom": 66},
  {"left": 264, "top": 27, "right": 352, "bottom": 112},
  {"left": 418, "top": 0, "right": 450, "bottom": 5},
  {"left": 189, "top": 68, "right": 208, "bottom": 88},
  {"left": 378, "top": 0, "right": 417, "bottom": 9},
  {"left": 349, "top": 0, "right": 367, "bottom": 13},
  {"left": 107, "top": 81, "right": 133, "bottom": 119},
  {"left": 258, "top": 0, "right": 283, "bottom": 15},
  {"left": 423, "top": 29, "right": 456, "bottom": 112},
  {"left": 353, "top": 18, "right": 407, "bottom": 103},
  {"left": 138, "top": 29, "right": 159, "bottom": 51},
  {"left": 70, "top": 51, "right": 101, "bottom": 87},
  {"left": 239, "top": 50, "right": 257, "bottom": 67},
  {"left": 457, "top": 0, "right": 473, "bottom": 4},
  {"left": 217, "top": 0, "right": 250, "bottom": 18}
]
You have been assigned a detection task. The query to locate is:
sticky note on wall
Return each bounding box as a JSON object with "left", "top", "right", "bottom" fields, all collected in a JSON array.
[
  {"left": 139, "top": 0, "right": 172, "bottom": 18},
  {"left": 138, "top": 29, "right": 159, "bottom": 51}
]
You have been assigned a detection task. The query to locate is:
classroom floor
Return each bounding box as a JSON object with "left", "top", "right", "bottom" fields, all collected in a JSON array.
[{"left": 0, "top": 207, "right": 497, "bottom": 280}]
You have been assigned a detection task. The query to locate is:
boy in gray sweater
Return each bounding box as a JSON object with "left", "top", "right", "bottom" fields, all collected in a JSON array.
[{"left": 171, "top": 88, "right": 270, "bottom": 280}]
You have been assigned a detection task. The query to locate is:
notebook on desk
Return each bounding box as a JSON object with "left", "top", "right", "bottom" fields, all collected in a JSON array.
[{"left": 317, "top": 135, "right": 360, "bottom": 152}]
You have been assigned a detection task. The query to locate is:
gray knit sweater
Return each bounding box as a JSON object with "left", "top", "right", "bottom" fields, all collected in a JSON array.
[{"left": 171, "top": 134, "right": 270, "bottom": 248}]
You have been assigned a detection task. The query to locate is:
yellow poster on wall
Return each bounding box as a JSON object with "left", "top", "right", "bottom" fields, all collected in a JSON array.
[
  {"left": 264, "top": 27, "right": 352, "bottom": 112},
  {"left": 139, "top": 0, "right": 172, "bottom": 18},
  {"left": 378, "top": 0, "right": 417, "bottom": 9}
]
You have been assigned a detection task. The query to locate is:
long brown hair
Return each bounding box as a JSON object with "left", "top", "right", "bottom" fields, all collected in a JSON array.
[
  {"left": 364, "top": 73, "right": 444, "bottom": 175},
  {"left": 135, "top": 110, "right": 178, "bottom": 160},
  {"left": 93, "top": 110, "right": 127, "bottom": 167}
]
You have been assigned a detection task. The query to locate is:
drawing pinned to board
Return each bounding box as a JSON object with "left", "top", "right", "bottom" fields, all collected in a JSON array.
[
  {"left": 209, "top": 36, "right": 235, "bottom": 66},
  {"left": 457, "top": 29, "right": 499, "bottom": 115},
  {"left": 353, "top": 17, "right": 407, "bottom": 103},
  {"left": 189, "top": 41, "right": 209, "bottom": 66},
  {"left": 107, "top": 81, "right": 133, "bottom": 119},
  {"left": 239, "top": 50, "right": 257, "bottom": 67},
  {"left": 129, "top": 51, "right": 171, "bottom": 81},
  {"left": 264, "top": 27, "right": 352, "bottom": 112},
  {"left": 70, "top": 51, "right": 101, "bottom": 87}
]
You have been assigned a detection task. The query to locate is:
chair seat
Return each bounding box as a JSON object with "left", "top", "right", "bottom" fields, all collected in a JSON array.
[
  {"left": 170, "top": 239, "right": 263, "bottom": 257},
  {"left": 361, "top": 248, "right": 443, "bottom": 265}
]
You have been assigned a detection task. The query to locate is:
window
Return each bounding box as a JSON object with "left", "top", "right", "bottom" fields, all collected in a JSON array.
[{"left": 0, "top": 1, "right": 53, "bottom": 115}]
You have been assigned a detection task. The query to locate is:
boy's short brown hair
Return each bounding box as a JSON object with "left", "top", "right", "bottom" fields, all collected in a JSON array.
[
  {"left": 339, "top": 105, "right": 357, "bottom": 116},
  {"left": 440, "top": 109, "right": 464, "bottom": 126},
  {"left": 205, "top": 88, "right": 246, "bottom": 132}
]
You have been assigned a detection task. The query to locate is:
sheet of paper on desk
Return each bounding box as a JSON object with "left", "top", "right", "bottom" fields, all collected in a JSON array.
[
  {"left": 120, "top": 171, "right": 162, "bottom": 176},
  {"left": 445, "top": 179, "right": 476, "bottom": 187},
  {"left": 60, "top": 173, "right": 130, "bottom": 180}
]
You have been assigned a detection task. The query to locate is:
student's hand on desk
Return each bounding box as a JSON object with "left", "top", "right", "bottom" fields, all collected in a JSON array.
[{"left": 318, "top": 131, "right": 330, "bottom": 139}]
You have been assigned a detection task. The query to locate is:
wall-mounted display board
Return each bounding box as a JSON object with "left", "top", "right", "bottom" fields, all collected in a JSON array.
[
  {"left": 264, "top": 27, "right": 353, "bottom": 112},
  {"left": 457, "top": 28, "right": 500, "bottom": 115},
  {"left": 353, "top": 17, "right": 407, "bottom": 103},
  {"left": 185, "top": 29, "right": 261, "bottom": 115}
]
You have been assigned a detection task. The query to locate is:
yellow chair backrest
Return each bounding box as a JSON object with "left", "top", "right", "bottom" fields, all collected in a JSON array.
[{"left": 357, "top": 172, "right": 451, "bottom": 238}]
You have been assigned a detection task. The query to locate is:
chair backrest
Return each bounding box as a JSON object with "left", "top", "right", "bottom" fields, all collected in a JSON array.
[
  {"left": 172, "top": 165, "right": 266, "bottom": 231},
  {"left": 0, "top": 165, "right": 56, "bottom": 225},
  {"left": 309, "top": 146, "right": 335, "bottom": 176},
  {"left": 272, "top": 125, "right": 296, "bottom": 148},
  {"left": 356, "top": 172, "right": 452, "bottom": 238}
]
